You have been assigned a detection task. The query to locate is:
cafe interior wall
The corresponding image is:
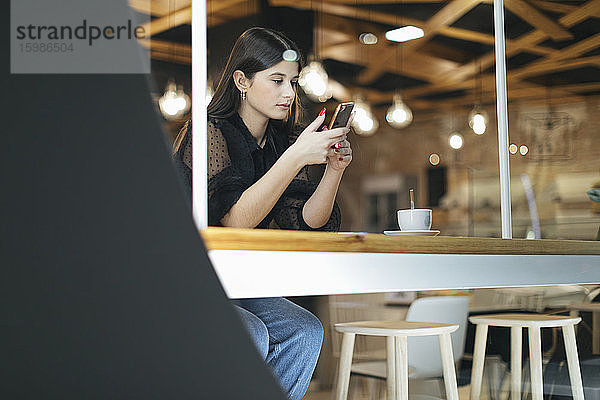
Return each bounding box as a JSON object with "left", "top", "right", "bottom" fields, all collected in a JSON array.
[{"left": 337, "top": 95, "right": 600, "bottom": 240}]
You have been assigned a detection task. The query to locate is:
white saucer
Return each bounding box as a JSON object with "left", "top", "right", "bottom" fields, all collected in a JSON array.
[{"left": 383, "top": 230, "right": 440, "bottom": 236}]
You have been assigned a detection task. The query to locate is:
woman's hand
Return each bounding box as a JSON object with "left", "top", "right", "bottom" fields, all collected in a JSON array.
[
  {"left": 326, "top": 138, "right": 352, "bottom": 171},
  {"left": 290, "top": 109, "right": 349, "bottom": 166},
  {"left": 325, "top": 111, "right": 354, "bottom": 171}
]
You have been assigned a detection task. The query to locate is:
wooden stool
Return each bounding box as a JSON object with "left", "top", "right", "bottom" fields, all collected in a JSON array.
[
  {"left": 469, "top": 314, "right": 584, "bottom": 400},
  {"left": 334, "top": 321, "right": 460, "bottom": 400}
]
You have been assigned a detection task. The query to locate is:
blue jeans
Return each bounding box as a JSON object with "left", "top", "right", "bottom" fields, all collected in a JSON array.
[{"left": 232, "top": 297, "right": 324, "bottom": 400}]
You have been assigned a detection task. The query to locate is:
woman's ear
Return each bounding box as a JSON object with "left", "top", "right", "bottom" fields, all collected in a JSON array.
[{"left": 232, "top": 70, "right": 249, "bottom": 92}]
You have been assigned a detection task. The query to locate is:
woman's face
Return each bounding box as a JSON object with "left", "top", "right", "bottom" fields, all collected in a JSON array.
[{"left": 242, "top": 60, "right": 299, "bottom": 120}]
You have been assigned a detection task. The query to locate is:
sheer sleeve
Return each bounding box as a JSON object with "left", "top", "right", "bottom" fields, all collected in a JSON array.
[
  {"left": 273, "top": 128, "right": 341, "bottom": 232},
  {"left": 205, "top": 121, "right": 245, "bottom": 226}
]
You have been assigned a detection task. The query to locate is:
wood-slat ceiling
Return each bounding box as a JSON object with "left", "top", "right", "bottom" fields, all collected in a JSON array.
[{"left": 130, "top": 0, "right": 600, "bottom": 111}]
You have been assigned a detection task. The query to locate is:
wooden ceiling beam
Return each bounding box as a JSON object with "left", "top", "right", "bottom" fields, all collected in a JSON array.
[
  {"left": 324, "top": 80, "right": 589, "bottom": 111},
  {"left": 529, "top": 0, "right": 600, "bottom": 17},
  {"left": 319, "top": 42, "right": 459, "bottom": 82},
  {"left": 550, "top": 82, "right": 600, "bottom": 94},
  {"left": 511, "top": 56, "right": 600, "bottom": 80},
  {"left": 407, "top": 0, "right": 600, "bottom": 98},
  {"left": 271, "top": 0, "right": 423, "bottom": 26},
  {"left": 140, "top": 0, "right": 247, "bottom": 37},
  {"left": 529, "top": 0, "right": 576, "bottom": 15},
  {"left": 560, "top": 0, "right": 600, "bottom": 26},
  {"left": 139, "top": 5, "right": 191, "bottom": 37},
  {"left": 355, "top": 0, "right": 482, "bottom": 84},
  {"left": 273, "top": 0, "right": 552, "bottom": 57},
  {"left": 319, "top": 13, "right": 461, "bottom": 78},
  {"left": 441, "top": 26, "right": 553, "bottom": 56},
  {"left": 507, "top": 35, "right": 600, "bottom": 80},
  {"left": 547, "top": 32, "right": 600, "bottom": 62},
  {"left": 128, "top": 0, "right": 177, "bottom": 16},
  {"left": 139, "top": 39, "right": 192, "bottom": 65},
  {"left": 312, "top": 2, "right": 593, "bottom": 104},
  {"left": 139, "top": 39, "right": 191, "bottom": 55},
  {"left": 323, "top": 0, "right": 448, "bottom": 3},
  {"left": 151, "top": 50, "right": 192, "bottom": 65},
  {"left": 208, "top": 0, "right": 260, "bottom": 24},
  {"left": 403, "top": 66, "right": 584, "bottom": 102},
  {"left": 487, "top": 0, "right": 573, "bottom": 41}
]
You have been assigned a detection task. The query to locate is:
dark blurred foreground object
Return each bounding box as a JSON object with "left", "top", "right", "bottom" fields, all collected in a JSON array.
[{"left": 0, "top": 1, "right": 285, "bottom": 398}]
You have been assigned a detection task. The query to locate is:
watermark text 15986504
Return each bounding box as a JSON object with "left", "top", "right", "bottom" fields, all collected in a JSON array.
[{"left": 20, "top": 42, "right": 75, "bottom": 53}]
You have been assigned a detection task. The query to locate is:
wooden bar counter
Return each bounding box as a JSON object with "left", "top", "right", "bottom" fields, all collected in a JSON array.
[{"left": 200, "top": 227, "right": 600, "bottom": 299}]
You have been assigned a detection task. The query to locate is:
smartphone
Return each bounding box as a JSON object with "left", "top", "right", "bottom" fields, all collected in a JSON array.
[{"left": 328, "top": 102, "right": 354, "bottom": 130}]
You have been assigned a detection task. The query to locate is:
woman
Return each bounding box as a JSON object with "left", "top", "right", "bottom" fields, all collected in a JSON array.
[{"left": 172, "top": 27, "right": 353, "bottom": 399}]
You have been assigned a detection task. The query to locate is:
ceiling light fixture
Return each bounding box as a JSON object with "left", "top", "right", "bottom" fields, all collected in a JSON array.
[
  {"left": 359, "top": 32, "right": 378, "bottom": 45},
  {"left": 386, "top": 93, "right": 413, "bottom": 129},
  {"left": 449, "top": 133, "right": 464, "bottom": 150},
  {"left": 469, "top": 63, "right": 488, "bottom": 135},
  {"left": 352, "top": 96, "right": 378, "bottom": 136},
  {"left": 385, "top": 26, "right": 424, "bottom": 43},
  {"left": 468, "top": 106, "right": 488, "bottom": 135},
  {"left": 299, "top": 60, "right": 329, "bottom": 98},
  {"left": 158, "top": 78, "right": 190, "bottom": 120}
]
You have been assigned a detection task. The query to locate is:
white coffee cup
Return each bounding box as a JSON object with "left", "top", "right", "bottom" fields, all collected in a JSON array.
[{"left": 397, "top": 209, "right": 432, "bottom": 231}]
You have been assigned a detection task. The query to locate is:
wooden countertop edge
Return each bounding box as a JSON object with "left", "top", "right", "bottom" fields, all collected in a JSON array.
[
  {"left": 200, "top": 227, "right": 600, "bottom": 255},
  {"left": 199, "top": 227, "right": 600, "bottom": 256}
]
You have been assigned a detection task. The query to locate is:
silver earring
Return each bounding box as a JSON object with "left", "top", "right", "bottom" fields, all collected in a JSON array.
[{"left": 240, "top": 89, "right": 247, "bottom": 100}]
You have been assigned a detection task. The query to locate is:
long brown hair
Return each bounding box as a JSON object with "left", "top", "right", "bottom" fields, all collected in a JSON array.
[{"left": 173, "top": 27, "right": 305, "bottom": 155}]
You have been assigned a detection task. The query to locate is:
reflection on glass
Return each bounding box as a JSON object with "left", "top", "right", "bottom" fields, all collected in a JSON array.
[{"left": 154, "top": 0, "right": 599, "bottom": 240}]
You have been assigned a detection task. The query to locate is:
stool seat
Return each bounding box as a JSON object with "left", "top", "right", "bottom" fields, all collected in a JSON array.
[
  {"left": 335, "top": 321, "right": 460, "bottom": 400},
  {"left": 469, "top": 313, "right": 581, "bottom": 327},
  {"left": 469, "top": 313, "right": 584, "bottom": 400},
  {"left": 335, "top": 320, "right": 459, "bottom": 337}
]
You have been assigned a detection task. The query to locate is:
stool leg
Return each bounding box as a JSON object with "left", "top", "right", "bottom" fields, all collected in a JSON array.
[
  {"left": 387, "top": 335, "right": 396, "bottom": 400},
  {"left": 439, "top": 332, "right": 459, "bottom": 400},
  {"left": 527, "top": 327, "right": 543, "bottom": 400},
  {"left": 336, "top": 332, "right": 356, "bottom": 400},
  {"left": 511, "top": 326, "right": 522, "bottom": 400},
  {"left": 562, "top": 324, "right": 585, "bottom": 400},
  {"left": 394, "top": 335, "right": 408, "bottom": 400},
  {"left": 471, "top": 324, "right": 488, "bottom": 400}
]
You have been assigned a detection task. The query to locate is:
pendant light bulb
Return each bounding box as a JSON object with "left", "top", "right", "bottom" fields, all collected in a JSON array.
[
  {"left": 386, "top": 94, "right": 413, "bottom": 129},
  {"left": 159, "top": 79, "right": 181, "bottom": 119},
  {"left": 449, "top": 132, "right": 464, "bottom": 150},
  {"left": 352, "top": 96, "right": 378, "bottom": 136},
  {"left": 468, "top": 106, "right": 488, "bottom": 135},
  {"left": 299, "top": 61, "right": 329, "bottom": 98},
  {"left": 176, "top": 85, "right": 191, "bottom": 114},
  {"left": 159, "top": 78, "right": 191, "bottom": 120}
]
